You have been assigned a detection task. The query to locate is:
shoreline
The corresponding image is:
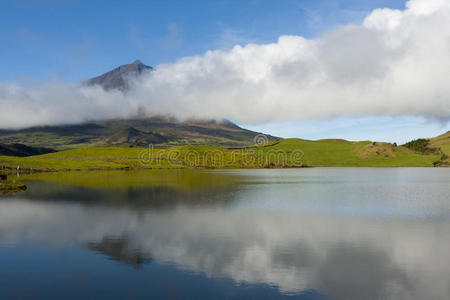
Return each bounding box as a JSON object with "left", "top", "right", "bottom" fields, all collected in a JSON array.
[
  {"left": 0, "top": 163, "right": 313, "bottom": 175},
  {"left": 0, "top": 164, "right": 445, "bottom": 177}
]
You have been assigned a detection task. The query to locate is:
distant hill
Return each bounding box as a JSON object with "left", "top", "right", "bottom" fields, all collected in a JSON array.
[
  {"left": 85, "top": 60, "right": 153, "bottom": 90},
  {"left": 0, "top": 117, "right": 276, "bottom": 150},
  {"left": 0, "top": 143, "right": 54, "bottom": 157}
]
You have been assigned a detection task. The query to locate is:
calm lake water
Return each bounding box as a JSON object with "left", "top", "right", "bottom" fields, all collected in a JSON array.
[{"left": 1, "top": 168, "right": 449, "bottom": 299}]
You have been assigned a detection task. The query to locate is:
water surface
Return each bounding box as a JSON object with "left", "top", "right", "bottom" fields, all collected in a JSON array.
[{"left": 1, "top": 168, "right": 449, "bottom": 299}]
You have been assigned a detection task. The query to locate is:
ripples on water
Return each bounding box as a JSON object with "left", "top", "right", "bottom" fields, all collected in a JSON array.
[{"left": 0, "top": 168, "right": 449, "bottom": 299}]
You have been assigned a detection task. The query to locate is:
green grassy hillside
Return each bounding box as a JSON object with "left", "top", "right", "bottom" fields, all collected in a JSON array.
[
  {"left": 430, "top": 131, "right": 450, "bottom": 154},
  {"left": 0, "top": 138, "right": 441, "bottom": 172},
  {"left": 429, "top": 131, "right": 450, "bottom": 166}
]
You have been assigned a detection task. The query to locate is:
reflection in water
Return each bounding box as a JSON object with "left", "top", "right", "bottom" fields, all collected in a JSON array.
[
  {"left": 0, "top": 168, "right": 449, "bottom": 299},
  {"left": 20, "top": 170, "right": 239, "bottom": 208},
  {"left": 85, "top": 236, "right": 152, "bottom": 269}
]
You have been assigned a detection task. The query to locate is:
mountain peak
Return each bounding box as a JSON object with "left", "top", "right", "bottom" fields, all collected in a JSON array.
[{"left": 86, "top": 60, "right": 153, "bottom": 90}]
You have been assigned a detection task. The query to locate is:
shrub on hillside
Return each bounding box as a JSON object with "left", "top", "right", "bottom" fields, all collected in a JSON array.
[{"left": 403, "top": 139, "right": 440, "bottom": 154}]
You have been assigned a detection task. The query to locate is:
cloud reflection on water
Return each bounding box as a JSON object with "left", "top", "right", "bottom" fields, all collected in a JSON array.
[{"left": 0, "top": 168, "right": 449, "bottom": 299}]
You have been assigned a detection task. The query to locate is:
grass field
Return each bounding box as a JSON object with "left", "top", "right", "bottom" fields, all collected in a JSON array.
[{"left": 0, "top": 138, "right": 442, "bottom": 172}]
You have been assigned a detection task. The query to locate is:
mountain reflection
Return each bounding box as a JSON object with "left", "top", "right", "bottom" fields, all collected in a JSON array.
[
  {"left": 1, "top": 169, "right": 449, "bottom": 300},
  {"left": 85, "top": 236, "right": 152, "bottom": 269}
]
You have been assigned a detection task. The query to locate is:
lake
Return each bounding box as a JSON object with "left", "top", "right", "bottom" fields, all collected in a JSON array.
[{"left": 0, "top": 168, "right": 449, "bottom": 299}]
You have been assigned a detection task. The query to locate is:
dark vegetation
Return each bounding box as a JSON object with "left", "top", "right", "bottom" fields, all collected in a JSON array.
[
  {"left": 402, "top": 138, "right": 440, "bottom": 154},
  {"left": 0, "top": 143, "right": 55, "bottom": 157}
]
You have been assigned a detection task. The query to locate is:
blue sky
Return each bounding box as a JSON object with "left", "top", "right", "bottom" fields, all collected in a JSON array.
[
  {"left": 1, "top": 0, "right": 448, "bottom": 143},
  {"left": 1, "top": 0, "right": 406, "bottom": 82}
]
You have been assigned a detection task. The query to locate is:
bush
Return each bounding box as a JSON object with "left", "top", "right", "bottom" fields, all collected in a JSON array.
[{"left": 402, "top": 139, "right": 440, "bottom": 154}]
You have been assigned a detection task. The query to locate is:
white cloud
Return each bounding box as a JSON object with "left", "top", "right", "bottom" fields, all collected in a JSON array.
[
  {"left": 1, "top": 0, "right": 450, "bottom": 128},
  {"left": 0, "top": 82, "right": 136, "bottom": 128}
]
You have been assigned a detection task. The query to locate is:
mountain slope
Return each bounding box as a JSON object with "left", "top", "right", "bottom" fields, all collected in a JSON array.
[
  {"left": 86, "top": 60, "right": 153, "bottom": 90},
  {"left": 0, "top": 118, "right": 275, "bottom": 150}
]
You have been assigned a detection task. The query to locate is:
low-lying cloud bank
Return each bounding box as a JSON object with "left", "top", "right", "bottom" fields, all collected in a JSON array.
[{"left": 1, "top": 0, "right": 450, "bottom": 129}]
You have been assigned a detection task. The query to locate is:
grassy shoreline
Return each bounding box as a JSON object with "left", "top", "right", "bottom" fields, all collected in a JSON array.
[{"left": 0, "top": 138, "right": 443, "bottom": 173}]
